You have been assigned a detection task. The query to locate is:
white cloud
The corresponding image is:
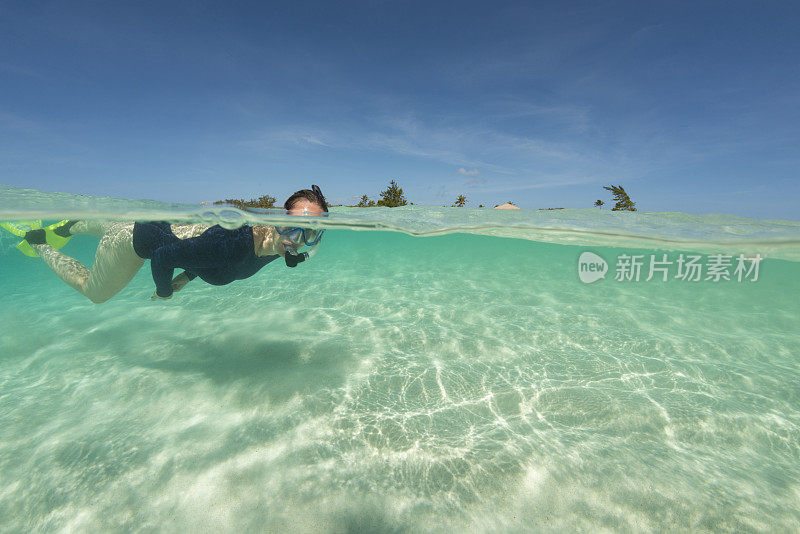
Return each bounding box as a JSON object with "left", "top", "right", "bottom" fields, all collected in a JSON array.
[
  {"left": 458, "top": 168, "right": 480, "bottom": 176},
  {"left": 242, "top": 128, "right": 332, "bottom": 150},
  {"left": 302, "top": 135, "right": 329, "bottom": 147}
]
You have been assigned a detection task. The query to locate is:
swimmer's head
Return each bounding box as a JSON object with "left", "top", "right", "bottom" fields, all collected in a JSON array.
[{"left": 284, "top": 185, "right": 328, "bottom": 215}]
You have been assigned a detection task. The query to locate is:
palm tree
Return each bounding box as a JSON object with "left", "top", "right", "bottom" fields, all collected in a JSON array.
[
  {"left": 594, "top": 199, "right": 604, "bottom": 208},
  {"left": 453, "top": 194, "right": 467, "bottom": 207},
  {"left": 603, "top": 185, "right": 637, "bottom": 211}
]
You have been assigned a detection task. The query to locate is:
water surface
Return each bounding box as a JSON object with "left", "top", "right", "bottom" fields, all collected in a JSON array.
[{"left": 1, "top": 187, "right": 798, "bottom": 532}]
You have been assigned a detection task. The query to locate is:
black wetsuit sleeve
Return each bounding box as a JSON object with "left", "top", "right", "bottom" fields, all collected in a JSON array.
[{"left": 150, "top": 231, "right": 250, "bottom": 297}]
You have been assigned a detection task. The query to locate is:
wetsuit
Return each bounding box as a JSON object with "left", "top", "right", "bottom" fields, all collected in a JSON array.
[{"left": 133, "top": 222, "right": 279, "bottom": 298}]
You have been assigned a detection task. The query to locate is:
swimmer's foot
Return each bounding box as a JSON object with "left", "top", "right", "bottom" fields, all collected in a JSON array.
[
  {"left": 53, "top": 220, "right": 79, "bottom": 238},
  {"left": 24, "top": 228, "right": 47, "bottom": 245}
]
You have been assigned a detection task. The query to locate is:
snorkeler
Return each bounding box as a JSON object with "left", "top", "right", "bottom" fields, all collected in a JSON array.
[{"left": 11, "top": 185, "right": 328, "bottom": 304}]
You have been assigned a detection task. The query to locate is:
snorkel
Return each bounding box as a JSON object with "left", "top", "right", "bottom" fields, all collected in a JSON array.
[
  {"left": 281, "top": 230, "right": 323, "bottom": 267},
  {"left": 284, "top": 246, "right": 317, "bottom": 267},
  {"left": 281, "top": 184, "right": 327, "bottom": 268}
]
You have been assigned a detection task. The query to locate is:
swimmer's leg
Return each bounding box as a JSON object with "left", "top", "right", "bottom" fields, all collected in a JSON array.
[
  {"left": 32, "top": 222, "right": 145, "bottom": 304},
  {"left": 62, "top": 220, "right": 112, "bottom": 238},
  {"left": 64, "top": 221, "right": 208, "bottom": 239}
]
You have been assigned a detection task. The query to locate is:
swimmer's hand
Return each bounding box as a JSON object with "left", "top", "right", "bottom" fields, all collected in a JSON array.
[
  {"left": 151, "top": 272, "right": 192, "bottom": 300},
  {"left": 170, "top": 271, "right": 192, "bottom": 292}
]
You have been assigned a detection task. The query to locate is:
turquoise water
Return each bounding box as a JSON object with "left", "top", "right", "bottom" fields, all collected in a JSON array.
[{"left": 1, "top": 187, "right": 799, "bottom": 532}]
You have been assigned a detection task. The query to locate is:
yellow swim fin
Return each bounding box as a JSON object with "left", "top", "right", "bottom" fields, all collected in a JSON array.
[
  {"left": 43, "top": 220, "right": 73, "bottom": 249},
  {"left": 1, "top": 220, "right": 72, "bottom": 257},
  {"left": 0, "top": 220, "right": 41, "bottom": 237}
]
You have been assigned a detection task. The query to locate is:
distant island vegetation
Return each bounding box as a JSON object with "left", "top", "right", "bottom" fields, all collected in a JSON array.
[
  {"left": 213, "top": 194, "right": 277, "bottom": 210},
  {"left": 215, "top": 180, "right": 638, "bottom": 211}
]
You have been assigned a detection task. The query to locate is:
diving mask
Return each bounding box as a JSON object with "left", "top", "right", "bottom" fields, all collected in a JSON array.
[
  {"left": 277, "top": 227, "right": 324, "bottom": 247},
  {"left": 277, "top": 226, "right": 325, "bottom": 267}
]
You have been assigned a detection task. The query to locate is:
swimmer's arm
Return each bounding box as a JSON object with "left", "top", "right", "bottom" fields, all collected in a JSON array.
[{"left": 164, "top": 224, "right": 206, "bottom": 292}]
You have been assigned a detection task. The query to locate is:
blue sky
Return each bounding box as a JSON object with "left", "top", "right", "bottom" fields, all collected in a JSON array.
[{"left": 1, "top": 1, "right": 799, "bottom": 219}]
